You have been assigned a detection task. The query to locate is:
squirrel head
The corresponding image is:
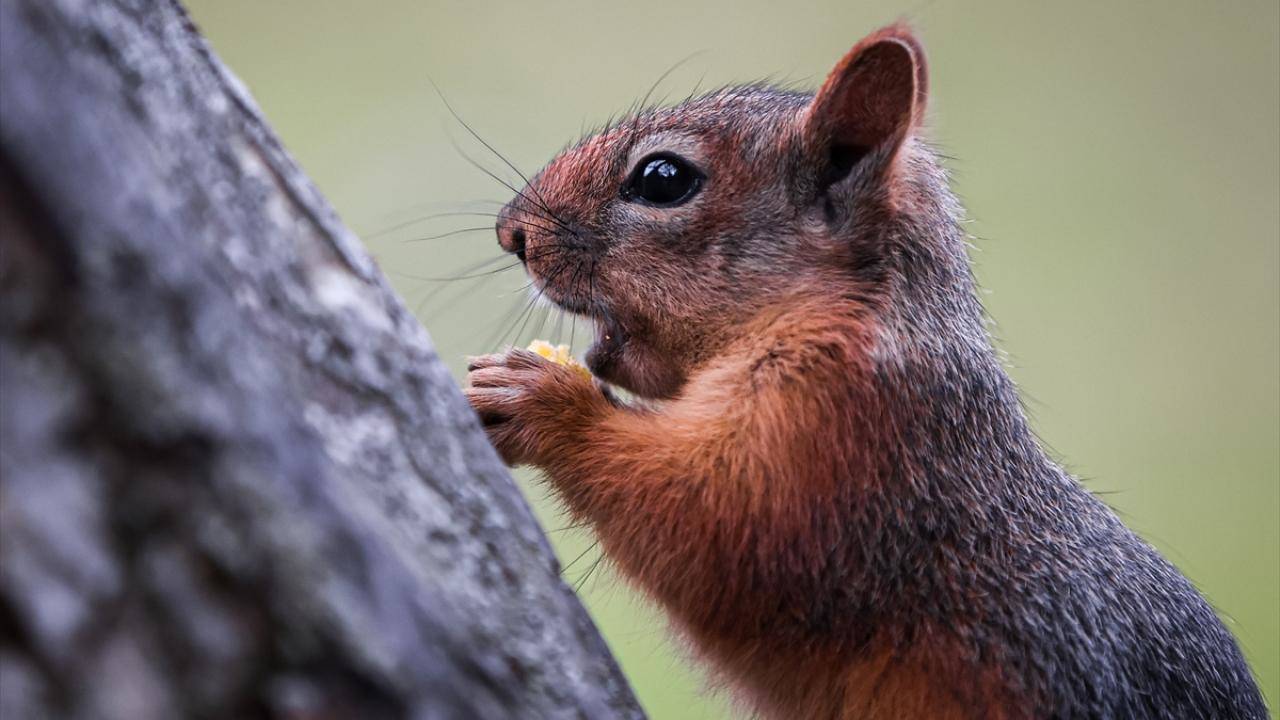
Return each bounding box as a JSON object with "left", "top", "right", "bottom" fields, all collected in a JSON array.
[{"left": 496, "top": 25, "right": 930, "bottom": 398}]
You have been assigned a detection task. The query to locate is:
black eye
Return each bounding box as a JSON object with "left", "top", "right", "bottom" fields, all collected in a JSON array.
[{"left": 622, "top": 154, "right": 703, "bottom": 207}]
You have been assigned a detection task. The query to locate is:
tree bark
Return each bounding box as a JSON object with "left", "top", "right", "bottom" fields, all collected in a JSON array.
[{"left": 0, "top": 1, "right": 643, "bottom": 718}]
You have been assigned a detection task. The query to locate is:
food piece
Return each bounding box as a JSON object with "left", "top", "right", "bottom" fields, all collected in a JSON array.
[{"left": 526, "top": 340, "right": 592, "bottom": 379}]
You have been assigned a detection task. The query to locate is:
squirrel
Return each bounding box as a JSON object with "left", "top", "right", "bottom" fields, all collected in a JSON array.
[{"left": 464, "top": 24, "right": 1268, "bottom": 719}]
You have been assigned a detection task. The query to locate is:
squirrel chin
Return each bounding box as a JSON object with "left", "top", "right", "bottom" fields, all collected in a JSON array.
[
  {"left": 584, "top": 314, "right": 625, "bottom": 377},
  {"left": 584, "top": 315, "right": 687, "bottom": 400}
]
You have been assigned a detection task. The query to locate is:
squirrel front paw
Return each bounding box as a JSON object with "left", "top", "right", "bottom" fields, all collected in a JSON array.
[{"left": 465, "top": 348, "right": 607, "bottom": 467}]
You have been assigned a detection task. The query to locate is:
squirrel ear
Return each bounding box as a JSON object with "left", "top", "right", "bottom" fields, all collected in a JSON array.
[{"left": 803, "top": 25, "right": 927, "bottom": 180}]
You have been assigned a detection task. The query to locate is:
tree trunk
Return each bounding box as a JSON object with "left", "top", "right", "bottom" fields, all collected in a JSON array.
[{"left": 0, "top": 1, "right": 643, "bottom": 718}]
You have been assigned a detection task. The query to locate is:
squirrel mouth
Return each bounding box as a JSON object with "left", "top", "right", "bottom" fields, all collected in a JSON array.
[
  {"left": 533, "top": 281, "right": 629, "bottom": 383},
  {"left": 542, "top": 287, "right": 678, "bottom": 399},
  {"left": 585, "top": 314, "right": 626, "bottom": 378}
]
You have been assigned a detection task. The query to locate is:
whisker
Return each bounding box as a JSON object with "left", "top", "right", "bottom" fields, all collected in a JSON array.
[
  {"left": 393, "top": 246, "right": 570, "bottom": 318},
  {"left": 387, "top": 252, "right": 510, "bottom": 282},
  {"left": 548, "top": 521, "right": 593, "bottom": 534},
  {"left": 561, "top": 541, "right": 599, "bottom": 574},
  {"left": 537, "top": 260, "right": 583, "bottom": 347},
  {"left": 623, "top": 51, "right": 708, "bottom": 156},
  {"left": 449, "top": 138, "right": 580, "bottom": 237},
  {"left": 431, "top": 82, "right": 565, "bottom": 224},
  {"left": 420, "top": 263, "right": 510, "bottom": 320},
  {"left": 586, "top": 255, "right": 600, "bottom": 320},
  {"left": 479, "top": 291, "right": 533, "bottom": 351},
  {"left": 531, "top": 304, "right": 553, "bottom": 346},
  {"left": 489, "top": 256, "right": 575, "bottom": 350},
  {"left": 499, "top": 298, "right": 540, "bottom": 349},
  {"left": 390, "top": 210, "right": 567, "bottom": 238},
  {"left": 512, "top": 292, "right": 550, "bottom": 347},
  {"left": 516, "top": 258, "right": 578, "bottom": 342},
  {"left": 552, "top": 304, "right": 566, "bottom": 347},
  {"left": 401, "top": 226, "right": 494, "bottom": 243},
  {"left": 387, "top": 254, "right": 511, "bottom": 317},
  {"left": 573, "top": 551, "right": 607, "bottom": 593},
  {"left": 361, "top": 200, "right": 504, "bottom": 240},
  {"left": 404, "top": 263, "right": 523, "bottom": 282}
]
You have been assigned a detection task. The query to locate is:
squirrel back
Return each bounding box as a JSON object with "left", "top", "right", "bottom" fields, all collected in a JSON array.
[{"left": 467, "top": 24, "right": 1268, "bottom": 719}]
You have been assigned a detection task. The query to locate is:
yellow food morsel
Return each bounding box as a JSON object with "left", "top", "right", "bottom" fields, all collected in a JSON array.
[{"left": 526, "top": 340, "right": 592, "bottom": 379}]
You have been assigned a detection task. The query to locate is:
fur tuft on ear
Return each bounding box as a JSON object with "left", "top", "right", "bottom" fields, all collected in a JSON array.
[{"left": 803, "top": 24, "right": 927, "bottom": 181}]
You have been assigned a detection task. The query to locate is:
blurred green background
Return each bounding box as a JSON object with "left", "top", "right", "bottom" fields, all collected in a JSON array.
[{"left": 185, "top": 1, "right": 1278, "bottom": 717}]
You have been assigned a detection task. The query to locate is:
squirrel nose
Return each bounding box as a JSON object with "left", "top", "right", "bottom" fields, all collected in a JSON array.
[
  {"left": 496, "top": 219, "right": 528, "bottom": 264},
  {"left": 510, "top": 228, "right": 527, "bottom": 264}
]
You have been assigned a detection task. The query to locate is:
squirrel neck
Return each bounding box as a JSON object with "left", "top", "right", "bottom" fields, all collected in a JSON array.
[{"left": 819, "top": 153, "right": 1072, "bottom": 627}]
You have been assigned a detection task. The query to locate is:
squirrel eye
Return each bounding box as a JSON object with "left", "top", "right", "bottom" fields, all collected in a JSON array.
[{"left": 622, "top": 153, "right": 703, "bottom": 207}]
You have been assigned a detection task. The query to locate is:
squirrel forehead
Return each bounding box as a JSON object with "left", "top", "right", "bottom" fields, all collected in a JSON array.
[{"left": 530, "top": 86, "right": 810, "bottom": 202}]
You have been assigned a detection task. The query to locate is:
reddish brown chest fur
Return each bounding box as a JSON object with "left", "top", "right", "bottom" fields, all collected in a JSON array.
[{"left": 535, "top": 299, "right": 1032, "bottom": 719}]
